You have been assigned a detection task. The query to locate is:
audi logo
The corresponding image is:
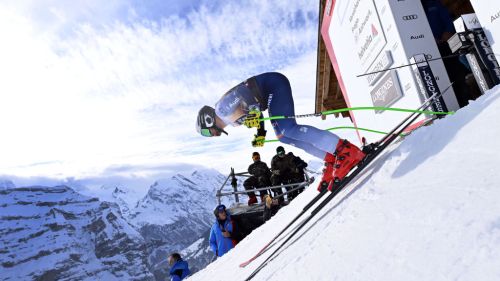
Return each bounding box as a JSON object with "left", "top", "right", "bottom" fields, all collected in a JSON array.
[{"left": 403, "top": 15, "right": 418, "bottom": 20}]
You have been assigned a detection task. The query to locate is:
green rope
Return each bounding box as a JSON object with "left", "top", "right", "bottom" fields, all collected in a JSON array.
[
  {"left": 322, "top": 107, "right": 453, "bottom": 116},
  {"left": 325, "top": 126, "right": 394, "bottom": 135},
  {"left": 260, "top": 106, "right": 448, "bottom": 143},
  {"left": 260, "top": 106, "right": 453, "bottom": 121},
  {"left": 263, "top": 126, "right": 403, "bottom": 143}
]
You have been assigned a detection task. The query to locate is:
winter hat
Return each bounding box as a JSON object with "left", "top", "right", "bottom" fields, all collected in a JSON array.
[
  {"left": 252, "top": 152, "right": 260, "bottom": 157},
  {"left": 213, "top": 204, "right": 226, "bottom": 217},
  {"left": 276, "top": 146, "right": 285, "bottom": 155}
]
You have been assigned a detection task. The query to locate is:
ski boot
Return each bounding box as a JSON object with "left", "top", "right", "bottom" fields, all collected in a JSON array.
[
  {"left": 317, "top": 152, "right": 336, "bottom": 192},
  {"left": 329, "top": 139, "right": 366, "bottom": 191}
]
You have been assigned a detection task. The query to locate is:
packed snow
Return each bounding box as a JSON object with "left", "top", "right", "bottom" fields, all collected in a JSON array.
[{"left": 189, "top": 86, "right": 500, "bottom": 281}]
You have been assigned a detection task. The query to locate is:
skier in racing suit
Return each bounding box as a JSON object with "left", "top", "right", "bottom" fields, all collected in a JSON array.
[{"left": 196, "top": 72, "right": 366, "bottom": 190}]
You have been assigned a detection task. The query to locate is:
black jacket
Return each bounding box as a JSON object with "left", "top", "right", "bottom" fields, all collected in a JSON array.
[
  {"left": 271, "top": 152, "right": 295, "bottom": 175},
  {"left": 248, "top": 160, "right": 272, "bottom": 179}
]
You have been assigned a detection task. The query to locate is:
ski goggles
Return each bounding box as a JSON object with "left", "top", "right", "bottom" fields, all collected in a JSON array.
[{"left": 200, "top": 128, "right": 213, "bottom": 137}]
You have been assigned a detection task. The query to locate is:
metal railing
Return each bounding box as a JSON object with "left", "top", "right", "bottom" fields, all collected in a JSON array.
[{"left": 216, "top": 168, "right": 314, "bottom": 206}]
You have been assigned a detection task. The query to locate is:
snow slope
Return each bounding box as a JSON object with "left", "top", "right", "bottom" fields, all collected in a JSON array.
[{"left": 189, "top": 87, "right": 500, "bottom": 281}]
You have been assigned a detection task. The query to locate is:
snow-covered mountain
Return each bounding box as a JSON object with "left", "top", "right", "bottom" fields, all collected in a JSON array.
[
  {"left": 0, "top": 179, "right": 15, "bottom": 189},
  {"left": 0, "top": 168, "right": 242, "bottom": 281},
  {"left": 126, "top": 169, "right": 236, "bottom": 279},
  {"left": 0, "top": 186, "right": 154, "bottom": 281},
  {"left": 189, "top": 87, "right": 500, "bottom": 281}
]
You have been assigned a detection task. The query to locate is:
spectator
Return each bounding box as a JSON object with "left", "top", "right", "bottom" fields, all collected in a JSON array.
[
  {"left": 287, "top": 153, "right": 308, "bottom": 200},
  {"left": 243, "top": 152, "right": 272, "bottom": 205},
  {"left": 209, "top": 204, "right": 237, "bottom": 258},
  {"left": 168, "top": 253, "right": 190, "bottom": 281},
  {"left": 270, "top": 146, "right": 296, "bottom": 203}
]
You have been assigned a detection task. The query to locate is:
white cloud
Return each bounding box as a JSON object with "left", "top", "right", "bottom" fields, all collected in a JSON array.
[{"left": 0, "top": 1, "right": 350, "bottom": 179}]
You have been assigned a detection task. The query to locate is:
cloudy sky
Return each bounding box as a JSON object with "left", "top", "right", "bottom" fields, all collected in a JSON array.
[{"left": 0, "top": 1, "right": 356, "bottom": 183}]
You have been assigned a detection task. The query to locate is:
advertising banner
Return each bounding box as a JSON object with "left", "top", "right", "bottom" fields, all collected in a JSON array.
[
  {"left": 370, "top": 70, "right": 403, "bottom": 113},
  {"left": 321, "top": 0, "right": 458, "bottom": 143},
  {"left": 343, "top": 0, "right": 387, "bottom": 73},
  {"left": 470, "top": 29, "right": 500, "bottom": 85},
  {"left": 466, "top": 53, "right": 491, "bottom": 94},
  {"left": 469, "top": 1, "right": 500, "bottom": 65},
  {"left": 454, "top": 14, "right": 500, "bottom": 87},
  {"left": 411, "top": 54, "right": 447, "bottom": 118}
]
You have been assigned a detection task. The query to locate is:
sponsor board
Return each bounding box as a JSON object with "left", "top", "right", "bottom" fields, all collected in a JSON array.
[
  {"left": 470, "top": 1, "right": 500, "bottom": 68},
  {"left": 471, "top": 30, "right": 500, "bottom": 84},
  {"left": 366, "top": 50, "right": 394, "bottom": 86},
  {"left": 322, "top": 0, "right": 458, "bottom": 142},
  {"left": 411, "top": 54, "right": 448, "bottom": 117},
  {"left": 370, "top": 70, "right": 403, "bottom": 113},
  {"left": 345, "top": 0, "right": 387, "bottom": 72},
  {"left": 466, "top": 53, "right": 490, "bottom": 93}
]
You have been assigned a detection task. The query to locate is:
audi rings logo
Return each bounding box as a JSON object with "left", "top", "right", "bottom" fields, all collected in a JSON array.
[{"left": 402, "top": 14, "right": 418, "bottom": 21}]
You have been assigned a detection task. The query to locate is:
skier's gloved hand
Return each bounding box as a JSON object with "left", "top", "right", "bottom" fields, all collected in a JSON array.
[
  {"left": 252, "top": 135, "right": 265, "bottom": 147},
  {"left": 264, "top": 195, "right": 273, "bottom": 209},
  {"left": 243, "top": 113, "right": 261, "bottom": 128}
]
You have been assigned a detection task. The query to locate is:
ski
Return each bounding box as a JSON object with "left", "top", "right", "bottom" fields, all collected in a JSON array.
[
  {"left": 238, "top": 85, "right": 452, "bottom": 269},
  {"left": 239, "top": 189, "right": 329, "bottom": 268},
  {"left": 243, "top": 86, "right": 452, "bottom": 280}
]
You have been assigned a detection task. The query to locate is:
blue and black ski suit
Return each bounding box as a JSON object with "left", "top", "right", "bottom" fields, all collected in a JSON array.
[{"left": 215, "top": 72, "right": 340, "bottom": 159}]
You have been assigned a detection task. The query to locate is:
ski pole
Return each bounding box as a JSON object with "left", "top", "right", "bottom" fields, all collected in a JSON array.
[{"left": 259, "top": 106, "right": 453, "bottom": 122}]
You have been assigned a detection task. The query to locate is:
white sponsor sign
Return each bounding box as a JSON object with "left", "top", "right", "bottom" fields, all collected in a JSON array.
[
  {"left": 370, "top": 70, "right": 403, "bottom": 113},
  {"left": 470, "top": 1, "right": 500, "bottom": 63},
  {"left": 367, "top": 50, "right": 394, "bottom": 86},
  {"left": 345, "top": 0, "right": 387, "bottom": 72},
  {"left": 322, "top": 0, "right": 459, "bottom": 143}
]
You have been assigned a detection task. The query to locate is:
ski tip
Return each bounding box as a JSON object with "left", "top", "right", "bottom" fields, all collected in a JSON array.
[{"left": 239, "top": 259, "right": 252, "bottom": 268}]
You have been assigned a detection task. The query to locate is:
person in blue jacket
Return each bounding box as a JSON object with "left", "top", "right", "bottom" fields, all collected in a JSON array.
[
  {"left": 209, "top": 204, "right": 235, "bottom": 258},
  {"left": 196, "top": 72, "right": 366, "bottom": 191},
  {"left": 168, "top": 253, "right": 190, "bottom": 281}
]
